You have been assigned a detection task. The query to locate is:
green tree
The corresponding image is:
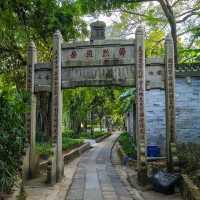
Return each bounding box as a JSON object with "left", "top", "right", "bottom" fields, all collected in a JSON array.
[
  {"left": 0, "top": 84, "right": 28, "bottom": 192},
  {"left": 77, "top": 0, "right": 200, "bottom": 65},
  {"left": 0, "top": 0, "right": 87, "bottom": 88},
  {"left": 62, "top": 87, "right": 124, "bottom": 136}
]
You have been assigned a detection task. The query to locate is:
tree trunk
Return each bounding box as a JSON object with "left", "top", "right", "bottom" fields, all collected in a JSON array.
[{"left": 158, "top": 0, "right": 178, "bottom": 66}]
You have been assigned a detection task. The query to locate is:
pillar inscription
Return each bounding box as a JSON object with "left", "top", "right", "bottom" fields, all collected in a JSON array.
[
  {"left": 135, "top": 26, "right": 147, "bottom": 183},
  {"left": 165, "top": 35, "right": 177, "bottom": 170},
  {"left": 26, "top": 41, "right": 37, "bottom": 178},
  {"left": 51, "top": 30, "right": 63, "bottom": 182}
]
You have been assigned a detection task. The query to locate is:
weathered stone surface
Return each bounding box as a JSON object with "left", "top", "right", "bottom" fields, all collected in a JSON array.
[
  {"left": 146, "top": 65, "right": 165, "bottom": 90},
  {"left": 51, "top": 30, "right": 64, "bottom": 183},
  {"left": 26, "top": 41, "right": 37, "bottom": 178},
  {"left": 34, "top": 64, "right": 135, "bottom": 90},
  {"left": 34, "top": 63, "right": 51, "bottom": 92},
  {"left": 90, "top": 21, "right": 106, "bottom": 41},
  {"left": 165, "top": 35, "right": 177, "bottom": 169},
  {"left": 62, "top": 65, "right": 135, "bottom": 88},
  {"left": 135, "top": 25, "right": 147, "bottom": 173},
  {"left": 61, "top": 40, "right": 135, "bottom": 67}
]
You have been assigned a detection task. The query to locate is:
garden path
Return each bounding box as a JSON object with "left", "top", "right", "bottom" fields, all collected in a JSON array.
[{"left": 66, "top": 133, "right": 133, "bottom": 200}]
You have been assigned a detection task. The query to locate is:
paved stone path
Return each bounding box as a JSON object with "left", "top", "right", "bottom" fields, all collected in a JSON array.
[{"left": 66, "top": 133, "right": 133, "bottom": 200}]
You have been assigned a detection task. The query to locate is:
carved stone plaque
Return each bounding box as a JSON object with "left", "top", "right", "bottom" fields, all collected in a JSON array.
[
  {"left": 34, "top": 64, "right": 135, "bottom": 90},
  {"left": 62, "top": 65, "right": 135, "bottom": 88},
  {"left": 61, "top": 40, "right": 135, "bottom": 67}
]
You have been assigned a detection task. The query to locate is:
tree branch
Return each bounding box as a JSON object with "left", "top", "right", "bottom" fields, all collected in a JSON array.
[
  {"left": 176, "top": 7, "right": 200, "bottom": 18},
  {"left": 120, "top": 8, "right": 166, "bottom": 22},
  {"left": 171, "top": 0, "right": 186, "bottom": 8},
  {"left": 176, "top": 12, "right": 199, "bottom": 23}
]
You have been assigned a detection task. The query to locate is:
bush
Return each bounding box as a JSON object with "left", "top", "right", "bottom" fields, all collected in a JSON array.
[
  {"left": 177, "top": 143, "right": 200, "bottom": 187},
  {"left": 0, "top": 91, "right": 28, "bottom": 193},
  {"left": 36, "top": 143, "right": 53, "bottom": 157},
  {"left": 177, "top": 143, "right": 200, "bottom": 173},
  {"left": 62, "top": 129, "right": 75, "bottom": 138},
  {"left": 79, "top": 131, "right": 108, "bottom": 139},
  {"left": 62, "top": 134, "right": 84, "bottom": 151},
  {"left": 118, "top": 132, "right": 136, "bottom": 158}
]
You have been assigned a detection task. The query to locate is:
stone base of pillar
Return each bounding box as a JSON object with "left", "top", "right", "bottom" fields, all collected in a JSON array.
[
  {"left": 56, "top": 140, "right": 64, "bottom": 182},
  {"left": 47, "top": 144, "right": 64, "bottom": 185},
  {"left": 168, "top": 143, "right": 180, "bottom": 173},
  {"left": 29, "top": 150, "right": 39, "bottom": 179},
  {"left": 22, "top": 147, "right": 30, "bottom": 181},
  {"left": 22, "top": 145, "right": 39, "bottom": 181},
  {"left": 49, "top": 145, "right": 57, "bottom": 185},
  {"left": 137, "top": 142, "right": 148, "bottom": 185},
  {"left": 137, "top": 167, "right": 148, "bottom": 186},
  {"left": 56, "top": 160, "right": 64, "bottom": 182}
]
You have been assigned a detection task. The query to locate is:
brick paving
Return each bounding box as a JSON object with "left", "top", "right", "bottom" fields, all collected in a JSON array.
[{"left": 66, "top": 133, "right": 133, "bottom": 200}]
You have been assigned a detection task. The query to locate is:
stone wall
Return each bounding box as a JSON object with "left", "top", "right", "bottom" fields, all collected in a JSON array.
[{"left": 145, "top": 77, "right": 200, "bottom": 154}]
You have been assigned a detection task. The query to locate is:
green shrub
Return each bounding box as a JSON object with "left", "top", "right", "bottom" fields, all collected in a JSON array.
[
  {"left": 62, "top": 134, "right": 84, "bottom": 151},
  {"left": 0, "top": 91, "right": 28, "bottom": 193},
  {"left": 177, "top": 143, "right": 200, "bottom": 187},
  {"left": 118, "top": 132, "right": 136, "bottom": 158},
  {"left": 36, "top": 143, "right": 53, "bottom": 157},
  {"left": 62, "top": 129, "right": 75, "bottom": 138},
  {"left": 79, "top": 131, "right": 108, "bottom": 139}
]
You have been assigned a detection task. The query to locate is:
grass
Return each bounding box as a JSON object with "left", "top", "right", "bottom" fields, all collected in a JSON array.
[{"left": 118, "top": 132, "right": 136, "bottom": 158}]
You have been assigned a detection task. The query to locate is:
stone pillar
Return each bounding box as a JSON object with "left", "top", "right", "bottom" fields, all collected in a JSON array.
[
  {"left": 135, "top": 26, "right": 147, "bottom": 184},
  {"left": 51, "top": 30, "right": 64, "bottom": 183},
  {"left": 26, "top": 41, "right": 37, "bottom": 178},
  {"left": 164, "top": 35, "right": 179, "bottom": 171}
]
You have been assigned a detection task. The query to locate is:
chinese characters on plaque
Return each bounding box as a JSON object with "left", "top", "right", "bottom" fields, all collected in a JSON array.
[
  {"left": 166, "top": 58, "right": 175, "bottom": 139},
  {"left": 52, "top": 50, "right": 59, "bottom": 142},
  {"left": 137, "top": 46, "right": 145, "bottom": 139},
  {"left": 62, "top": 45, "right": 134, "bottom": 67},
  {"left": 69, "top": 47, "right": 127, "bottom": 59}
]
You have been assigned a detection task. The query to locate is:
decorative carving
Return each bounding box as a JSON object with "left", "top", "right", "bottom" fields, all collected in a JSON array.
[
  {"left": 135, "top": 25, "right": 147, "bottom": 183},
  {"left": 90, "top": 21, "right": 106, "bottom": 41},
  {"left": 165, "top": 34, "right": 179, "bottom": 171}
]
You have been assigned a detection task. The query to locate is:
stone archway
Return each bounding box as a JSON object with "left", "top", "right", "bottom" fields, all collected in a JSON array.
[{"left": 25, "top": 21, "right": 178, "bottom": 184}]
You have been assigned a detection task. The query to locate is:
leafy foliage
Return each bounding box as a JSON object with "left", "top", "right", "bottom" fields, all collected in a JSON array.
[
  {"left": 36, "top": 143, "right": 53, "bottom": 157},
  {"left": 79, "top": 131, "right": 109, "bottom": 139},
  {"left": 119, "top": 88, "right": 135, "bottom": 113},
  {"left": 62, "top": 133, "right": 84, "bottom": 152},
  {"left": 178, "top": 143, "right": 200, "bottom": 174},
  {"left": 36, "top": 133, "right": 84, "bottom": 157},
  {"left": 0, "top": 89, "right": 28, "bottom": 193},
  {"left": 177, "top": 143, "right": 200, "bottom": 187},
  {"left": 62, "top": 87, "right": 124, "bottom": 136},
  {"left": 118, "top": 132, "right": 136, "bottom": 158},
  {"left": 62, "top": 128, "right": 109, "bottom": 139},
  {"left": 0, "top": 0, "right": 87, "bottom": 88}
]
